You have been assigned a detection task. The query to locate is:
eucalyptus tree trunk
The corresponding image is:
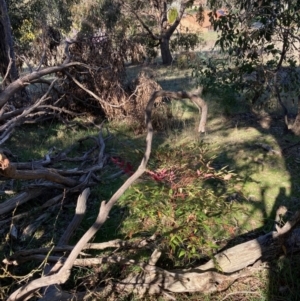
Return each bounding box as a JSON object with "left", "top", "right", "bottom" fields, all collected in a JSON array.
[
  {"left": 0, "top": 0, "right": 19, "bottom": 85},
  {"left": 159, "top": 1, "right": 191, "bottom": 65},
  {"left": 160, "top": 36, "right": 173, "bottom": 65}
]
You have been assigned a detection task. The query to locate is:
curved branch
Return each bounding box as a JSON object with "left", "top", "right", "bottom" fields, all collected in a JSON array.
[
  {"left": 148, "top": 90, "right": 207, "bottom": 133},
  {"left": 0, "top": 62, "right": 88, "bottom": 108}
]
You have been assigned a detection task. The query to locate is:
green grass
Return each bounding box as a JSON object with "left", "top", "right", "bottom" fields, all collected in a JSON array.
[{"left": 6, "top": 121, "right": 99, "bottom": 161}]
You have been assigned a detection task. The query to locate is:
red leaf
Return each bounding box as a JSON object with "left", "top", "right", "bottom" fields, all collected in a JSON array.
[
  {"left": 110, "top": 156, "right": 119, "bottom": 164},
  {"left": 124, "top": 162, "right": 134, "bottom": 175}
]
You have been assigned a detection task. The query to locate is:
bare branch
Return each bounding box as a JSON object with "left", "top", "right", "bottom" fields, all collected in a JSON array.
[
  {"left": 58, "top": 189, "right": 88, "bottom": 246},
  {"left": 64, "top": 71, "right": 132, "bottom": 108},
  {"left": 0, "top": 61, "right": 89, "bottom": 108},
  {"left": 146, "top": 90, "right": 207, "bottom": 133},
  {"left": 7, "top": 188, "right": 91, "bottom": 301},
  {"left": 0, "top": 189, "right": 45, "bottom": 215},
  {"left": 0, "top": 164, "right": 78, "bottom": 187},
  {"left": 4, "top": 234, "right": 158, "bottom": 265}
]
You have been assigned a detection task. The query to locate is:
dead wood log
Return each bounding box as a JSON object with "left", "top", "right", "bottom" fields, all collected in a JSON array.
[
  {"left": 0, "top": 152, "right": 78, "bottom": 187},
  {"left": 0, "top": 166, "right": 78, "bottom": 187},
  {"left": 0, "top": 189, "right": 45, "bottom": 215},
  {"left": 197, "top": 211, "right": 300, "bottom": 273}
]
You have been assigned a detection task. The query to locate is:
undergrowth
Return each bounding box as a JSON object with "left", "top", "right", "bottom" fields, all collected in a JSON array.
[{"left": 119, "top": 141, "right": 245, "bottom": 267}]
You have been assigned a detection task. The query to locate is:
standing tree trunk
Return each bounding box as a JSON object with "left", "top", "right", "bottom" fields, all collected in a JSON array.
[
  {"left": 0, "top": 0, "right": 18, "bottom": 85},
  {"left": 128, "top": 1, "right": 193, "bottom": 65},
  {"left": 159, "top": 1, "right": 191, "bottom": 65},
  {"left": 160, "top": 36, "right": 173, "bottom": 65}
]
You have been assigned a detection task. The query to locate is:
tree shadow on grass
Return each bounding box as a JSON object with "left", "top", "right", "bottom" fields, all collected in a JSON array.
[{"left": 208, "top": 107, "right": 300, "bottom": 300}]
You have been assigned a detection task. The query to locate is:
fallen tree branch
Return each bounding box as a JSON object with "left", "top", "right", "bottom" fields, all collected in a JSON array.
[
  {"left": 0, "top": 79, "right": 57, "bottom": 144},
  {"left": 4, "top": 234, "right": 158, "bottom": 265},
  {"left": 5, "top": 254, "right": 138, "bottom": 267},
  {"left": 6, "top": 188, "right": 91, "bottom": 301},
  {"left": 0, "top": 127, "right": 109, "bottom": 230},
  {"left": 196, "top": 210, "right": 300, "bottom": 274},
  {"left": 0, "top": 189, "right": 45, "bottom": 215},
  {"left": 0, "top": 164, "right": 78, "bottom": 187},
  {"left": 0, "top": 61, "right": 90, "bottom": 108},
  {"left": 7, "top": 85, "right": 158, "bottom": 300},
  {"left": 39, "top": 186, "right": 89, "bottom": 301},
  {"left": 0, "top": 194, "right": 65, "bottom": 226}
]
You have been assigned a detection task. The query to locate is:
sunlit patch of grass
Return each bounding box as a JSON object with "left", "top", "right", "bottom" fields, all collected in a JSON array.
[{"left": 187, "top": 120, "right": 291, "bottom": 233}]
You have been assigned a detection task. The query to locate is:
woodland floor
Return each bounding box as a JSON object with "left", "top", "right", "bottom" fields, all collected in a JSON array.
[{"left": 2, "top": 47, "right": 300, "bottom": 299}]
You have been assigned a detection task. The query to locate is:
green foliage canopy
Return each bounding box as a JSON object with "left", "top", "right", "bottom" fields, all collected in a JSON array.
[{"left": 194, "top": 0, "right": 300, "bottom": 111}]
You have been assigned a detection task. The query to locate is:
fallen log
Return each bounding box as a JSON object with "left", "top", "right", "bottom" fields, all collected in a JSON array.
[
  {"left": 0, "top": 154, "right": 78, "bottom": 187},
  {"left": 0, "top": 189, "right": 45, "bottom": 215},
  {"left": 197, "top": 210, "right": 300, "bottom": 273}
]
